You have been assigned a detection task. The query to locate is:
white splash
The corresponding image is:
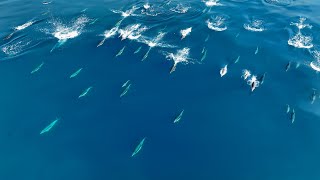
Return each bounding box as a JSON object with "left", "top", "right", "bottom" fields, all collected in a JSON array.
[
  {"left": 242, "top": 69, "right": 251, "bottom": 80},
  {"left": 140, "top": 32, "right": 172, "bottom": 48},
  {"left": 52, "top": 16, "right": 89, "bottom": 41},
  {"left": 220, "top": 65, "right": 227, "bottom": 77},
  {"left": 97, "top": 26, "right": 119, "bottom": 47},
  {"left": 310, "top": 50, "right": 320, "bottom": 72},
  {"left": 180, "top": 27, "right": 192, "bottom": 40},
  {"left": 288, "top": 31, "right": 313, "bottom": 49},
  {"left": 143, "top": 3, "right": 151, "bottom": 10},
  {"left": 202, "top": 0, "right": 222, "bottom": 7},
  {"left": 290, "top": 17, "right": 312, "bottom": 30},
  {"left": 49, "top": 16, "right": 89, "bottom": 52},
  {"left": 103, "top": 26, "right": 118, "bottom": 39},
  {"left": 170, "top": 3, "right": 190, "bottom": 13},
  {"left": 118, "top": 24, "right": 147, "bottom": 41},
  {"left": 166, "top": 48, "right": 191, "bottom": 73},
  {"left": 244, "top": 19, "right": 265, "bottom": 32},
  {"left": 206, "top": 16, "right": 227, "bottom": 31},
  {"left": 139, "top": 32, "right": 174, "bottom": 61},
  {"left": 14, "top": 21, "right": 35, "bottom": 31},
  {"left": 247, "top": 75, "right": 260, "bottom": 92},
  {"left": 111, "top": 6, "right": 138, "bottom": 18}
]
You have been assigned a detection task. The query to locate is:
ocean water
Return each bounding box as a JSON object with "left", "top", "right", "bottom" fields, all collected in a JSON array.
[{"left": 1, "top": 0, "right": 320, "bottom": 179}]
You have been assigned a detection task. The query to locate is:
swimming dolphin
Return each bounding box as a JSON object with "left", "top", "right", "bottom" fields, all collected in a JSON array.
[
  {"left": 286, "top": 104, "right": 290, "bottom": 113},
  {"left": 255, "top": 46, "right": 259, "bottom": 55},
  {"left": 234, "top": 56, "right": 240, "bottom": 64},
  {"left": 116, "top": 46, "right": 126, "bottom": 57},
  {"left": 285, "top": 61, "right": 291, "bottom": 72},
  {"left": 258, "top": 72, "right": 266, "bottom": 85},
  {"left": 40, "top": 118, "right": 59, "bottom": 135},
  {"left": 131, "top": 137, "right": 146, "bottom": 157},
  {"left": 78, "top": 86, "right": 93, "bottom": 98},
  {"left": 290, "top": 109, "right": 295, "bottom": 124},
  {"left": 134, "top": 46, "right": 142, "bottom": 54},
  {"left": 173, "top": 110, "right": 184, "bottom": 124},
  {"left": 31, "top": 62, "right": 44, "bottom": 74},
  {"left": 70, "top": 68, "right": 83, "bottom": 78},
  {"left": 220, "top": 65, "right": 227, "bottom": 77},
  {"left": 120, "top": 84, "right": 131, "bottom": 98},
  {"left": 311, "top": 89, "right": 317, "bottom": 104}
]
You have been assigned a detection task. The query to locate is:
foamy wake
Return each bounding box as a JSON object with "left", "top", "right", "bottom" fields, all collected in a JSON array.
[
  {"left": 288, "top": 31, "right": 313, "bottom": 49},
  {"left": 141, "top": 4, "right": 161, "bottom": 17},
  {"left": 14, "top": 21, "right": 35, "bottom": 31},
  {"left": 202, "top": 0, "right": 222, "bottom": 7},
  {"left": 118, "top": 24, "right": 148, "bottom": 41},
  {"left": 111, "top": 6, "right": 139, "bottom": 18},
  {"left": 139, "top": 32, "right": 174, "bottom": 48},
  {"left": 170, "top": 3, "right": 190, "bottom": 14},
  {"left": 206, "top": 16, "right": 227, "bottom": 31},
  {"left": 290, "top": 17, "right": 312, "bottom": 30},
  {"left": 1, "top": 40, "right": 31, "bottom": 56},
  {"left": 310, "top": 50, "right": 320, "bottom": 72},
  {"left": 243, "top": 19, "right": 265, "bottom": 32}
]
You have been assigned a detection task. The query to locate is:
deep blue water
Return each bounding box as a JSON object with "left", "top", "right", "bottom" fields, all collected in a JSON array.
[{"left": 1, "top": 0, "right": 320, "bottom": 179}]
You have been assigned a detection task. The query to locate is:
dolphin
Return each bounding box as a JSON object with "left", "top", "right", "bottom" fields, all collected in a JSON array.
[
  {"left": 131, "top": 137, "right": 146, "bottom": 157},
  {"left": 40, "top": 118, "right": 59, "bottom": 135},
  {"left": 70, "top": 68, "right": 83, "bottom": 78},
  {"left": 285, "top": 61, "right": 291, "bottom": 72},
  {"left": 291, "top": 110, "right": 296, "bottom": 123},
  {"left": 31, "top": 62, "right": 44, "bottom": 74},
  {"left": 220, "top": 65, "right": 228, "bottom": 77},
  {"left": 255, "top": 46, "right": 259, "bottom": 55},
  {"left": 173, "top": 110, "right": 184, "bottom": 124},
  {"left": 311, "top": 89, "right": 317, "bottom": 104},
  {"left": 78, "top": 86, "right": 93, "bottom": 98}
]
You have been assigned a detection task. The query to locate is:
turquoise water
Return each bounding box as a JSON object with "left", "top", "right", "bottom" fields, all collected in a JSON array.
[{"left": 1, "top": 0, "right": 320, "bottom": 179}]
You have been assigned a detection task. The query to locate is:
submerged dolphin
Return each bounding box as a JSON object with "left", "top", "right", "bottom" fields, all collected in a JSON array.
[
  {"left": 201, "top": 49, "right": 207, "bottom": 62},
  {"left": 234, "top": 56, "right": 240, "bottom": 64},
  {"left": 290, "top": 109, "right": 296, "bottom": 124},
  {"left": 311, "top": 89, "right": 317, "bottom": 104},
  {"left": 122, "top": 80, "right": 130, "bottom": 88},
  {"left": 31, "top": 62, "right": 44, "bottom": 74},
  {"left": 70, "top": 68, "right": 83, "bottom": 78},
  {"left": 120, "top": 84, "right": 131, "bottom": 98},
  {"left": 40, "top": 118, "right": 59, "bottom": 135},
  {"left": 255, "top": 46, "right": 259, "bottom": 55},
  {"left": 286, "top": 104, "right": 290, "bottom": 113},
  {"left": 131, "top": 137, "right": 146, "bottom": 157},
  {"left": 78, "top": 86, "right": 93, "bottom": 98},
  {"left": 116, "top": 46, "right": 126, "bottom": 57},
  {"left": 134, "top": 46, "right": 142, "bottom": 54},
  {"left": 258, "top": 72, "right": 266, "bottom": 85},
  {"left": 173, "top": 110, "right": 184, "bottom": 124},
  {"left": 285, "top": 61, "right": 291, "bottom": 72}
]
